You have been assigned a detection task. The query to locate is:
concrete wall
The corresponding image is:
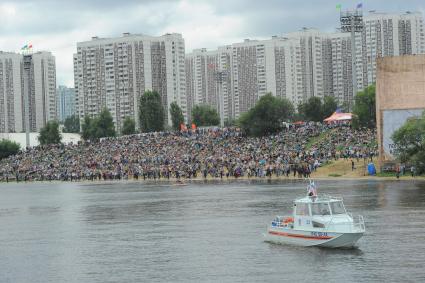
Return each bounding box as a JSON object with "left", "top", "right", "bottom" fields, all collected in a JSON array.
[
  {"left": 0, "top": 133, "right": 81, "bottom": 149},
  {"left": 376, "top": 55, "right": 425, "bottom": 168}
]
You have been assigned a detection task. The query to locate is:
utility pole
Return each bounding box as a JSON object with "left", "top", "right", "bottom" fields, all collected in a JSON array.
[
  {"left": 216, "top": 70, "right": 226, "bottom": 127},
  {"left": 23, "top": 55, "right": 32, "bottom": 148}
]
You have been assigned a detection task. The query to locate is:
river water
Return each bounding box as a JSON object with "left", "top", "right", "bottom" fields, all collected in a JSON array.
[{"left": 0, "top": 179, "right": 424, "bottom": 282}]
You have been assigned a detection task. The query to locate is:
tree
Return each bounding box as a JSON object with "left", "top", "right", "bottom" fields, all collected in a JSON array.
[
  {"left": 298, "top": 97, "right": 323, "bottom": 122},
  {"left": 392, "top": 111, "right": 425, "bottom": 174},
  {"left": 238, "top": 93, "right": 294, "bottom": 136},
  {"left": 93, "top": 108, "right": 116, "bottom": 139},
  {"left": 191, "top": 104, "right": 220, "bottom": 127},
  {"left": 81, "top": 116, "right": 94, "bottom": 140},
  {"left": 322, "top": 96, "right": 338, "bottom": 119},
  {"left": 0, "top": 139, "right": 20, "bottom": 160},
  {"left": 38, "top": 120, "right": 62, "bottom": 145},
  {"left": 352, "top": 84, "right": 376, "bottom": 129},
  {"left": 169, "top": 101, "right": 184, "bottom": 131},
  {"left": 81, "top": 109, "right": 116, "bottom": 140},
  {"left": 139, "top": 90, "right": 165, "bottom": 132},
  {"left": 63, "top": 115, "right": 80, "bottom": 133},
  {"left": 122, "top": 117, "right": 136, "bottom": 135}
]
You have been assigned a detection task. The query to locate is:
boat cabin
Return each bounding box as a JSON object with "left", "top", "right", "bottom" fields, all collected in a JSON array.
[
  {"left": 292, "top": 196, "right": 348, "bottom": 229},
  {"left": 270, "top": 194, "right": 361, "bottom": 232}
]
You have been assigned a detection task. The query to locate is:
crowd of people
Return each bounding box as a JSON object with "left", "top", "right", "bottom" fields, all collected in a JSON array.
[{"left": 0, "top": 123, "right": 377, "bottom": 182}]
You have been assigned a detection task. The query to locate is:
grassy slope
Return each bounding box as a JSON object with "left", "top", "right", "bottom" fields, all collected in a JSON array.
[{"left": 305, "top": 128, "right": 375, "bottom": 178}]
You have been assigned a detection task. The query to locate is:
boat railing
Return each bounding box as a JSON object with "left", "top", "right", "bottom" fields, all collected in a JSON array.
[
  {"left": 324, "top": 214, "right": 365, "bottom": 232},
  {"left": 320, "top": 194, "right": 343, "bottom": 201},
  {"left": 347, "top": 212, "right": 365, "bottom": 228},
  {"left": 295, "top": 194, "right": 343, "bottom": 202},
  {"left": 354, "top": 215, "right": 365, "bottom": 232}
]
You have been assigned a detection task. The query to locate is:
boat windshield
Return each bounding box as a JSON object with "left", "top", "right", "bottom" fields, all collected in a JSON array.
[
  {"left": 311, "top": 203, "right": 331, "bottom": 216},
  {"left": 330, "top": 201, "right": 346, "bottom": 214}
]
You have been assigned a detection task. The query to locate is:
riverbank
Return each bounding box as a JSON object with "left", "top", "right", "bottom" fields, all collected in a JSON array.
[
  {"left": 1, "top": 169, "right": 423, "bottom": 185},
  {"left": 0, "top": 125, "right": 379, "bottom": 184},
  {"left": 1, "top": 156, "right": 424, "bottom": 184},
  {"left": 311, "top": 158, "right": 423, "bottom": 180}
]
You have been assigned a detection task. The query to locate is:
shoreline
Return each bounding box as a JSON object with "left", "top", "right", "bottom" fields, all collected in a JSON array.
[{"left": 1, "top": 174, "right": 424, "bottom": 185}]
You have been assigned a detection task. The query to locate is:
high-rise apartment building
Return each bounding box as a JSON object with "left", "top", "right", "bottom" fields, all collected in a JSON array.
[
  {"left": 231, "top": 37, "right": 303, "bottom": 117},
  {"left": 185, "top": 46, "right": 232, "bottom": 124},
  {"left": 185, "top": 11, "right": 425, "bottom": 119},
  {"left": 57, "top": 86, "right": 76, "bottom": 122},
  {"left": 356, "top": 11, "right": 425, "bottom": 88},
  {"left": 0, "top": 51, "right": 56, "bottom": 133},
  {"left": 73, "top": 33, "right": 186, "bottom": 132},
  {"left": 287, "top": 29, "right": 332, "bottom": 101},
  {"left": 330, "top": 33, "right": 354, "bottom": 106},
  {"left": 287, "top": 29, "right": 356, "bottom": 107},
  {"left": 186, "top": 37, "right": 302, "bottom": 121},
  {"left": 0, "top": 52, "right": 22, "bottom": 133}
]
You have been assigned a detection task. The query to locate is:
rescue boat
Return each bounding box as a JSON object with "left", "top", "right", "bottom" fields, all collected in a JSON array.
[{"left": 264, "top": 182, "right": 365, "bottom": 248}]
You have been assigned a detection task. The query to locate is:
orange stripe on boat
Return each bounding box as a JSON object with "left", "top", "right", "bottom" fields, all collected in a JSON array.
[{"left": 268, "top": 230, "right": 333, "bottom": 240}]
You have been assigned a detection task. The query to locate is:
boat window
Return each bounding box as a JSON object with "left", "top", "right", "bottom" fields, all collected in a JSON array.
[
  {"left": 330, "top": 201, "right": 346, "bottom": 214},
  {"left": 295, "top": 203, "right": 310, "bottom": 216},
  {"left": 311, "top": 203, "right": 331, "bottom": 216},
  {"left": 312, "top": 221, "right": 325, "bottom": 228}
]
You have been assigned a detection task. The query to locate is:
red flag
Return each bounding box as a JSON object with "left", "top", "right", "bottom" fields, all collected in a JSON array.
[{"left": 191, "top": 123, "right": 196, "bottom": 130}]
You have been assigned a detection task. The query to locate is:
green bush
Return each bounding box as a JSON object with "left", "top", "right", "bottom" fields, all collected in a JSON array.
[
  {"left": 38, "top": 121, "right": 62, "bottom": 145},
  {"left": 238, "top": 93, "right": 294, "bottom": 136},
  {"left": 0, "top": 139, "right": 20, "bottom": 159},
  {"left": 192, "top": 105, "right": 220, "bottom": 127}
]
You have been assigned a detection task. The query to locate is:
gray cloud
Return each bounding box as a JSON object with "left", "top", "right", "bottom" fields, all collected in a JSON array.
[{"left": 0, "top": 0, "right": 423, "bottom": 86}]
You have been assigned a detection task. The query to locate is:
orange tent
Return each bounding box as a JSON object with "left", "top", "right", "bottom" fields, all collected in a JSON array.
[{"left": 324, "top": 112, "right": 353, "bottom": 122}]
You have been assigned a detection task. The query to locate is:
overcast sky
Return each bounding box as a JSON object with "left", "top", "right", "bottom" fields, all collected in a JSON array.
[{"left": 0, "top": 0, "right": 423, "bottom": 87}]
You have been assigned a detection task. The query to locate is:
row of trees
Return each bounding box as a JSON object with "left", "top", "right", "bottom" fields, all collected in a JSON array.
[
  {"left": 139, "top": 91, "right": 221, "bottom": 131},
  {"left": 32, "top": 86, "right": 378, "bottom": 144},
  {"left": 36, "top": 90, "right": 222, "bottom": 145},
  {"left": 236, "top": 86, "right": 376, "bottom": 137}
]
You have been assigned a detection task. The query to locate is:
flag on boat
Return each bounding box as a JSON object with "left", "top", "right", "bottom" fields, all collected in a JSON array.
[
  {"left": 356, "top": 3, "right": 363, "bottom": 9},
  {"left": 308, "top": 181, "right": 317, "bottom": 196},
  {"left": 336, "top": 4, "right": 342, "bottom": 10}
]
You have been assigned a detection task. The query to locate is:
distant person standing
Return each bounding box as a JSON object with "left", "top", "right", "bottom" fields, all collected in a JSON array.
[
  {"left": 351, "top": 159, "right": 355, "bottom": 171},
  {"left": 411, "top": 166, "right": 416, "bottom": 177}
]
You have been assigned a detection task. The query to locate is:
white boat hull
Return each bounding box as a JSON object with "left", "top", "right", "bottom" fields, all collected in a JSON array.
[{"left": 264, "top": 227, "right": 363, "bottom": 248}]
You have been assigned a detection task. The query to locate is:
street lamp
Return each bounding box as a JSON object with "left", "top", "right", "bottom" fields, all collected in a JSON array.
[{"left": 340, "top": 9, "right": 364, "bottom": 108}]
